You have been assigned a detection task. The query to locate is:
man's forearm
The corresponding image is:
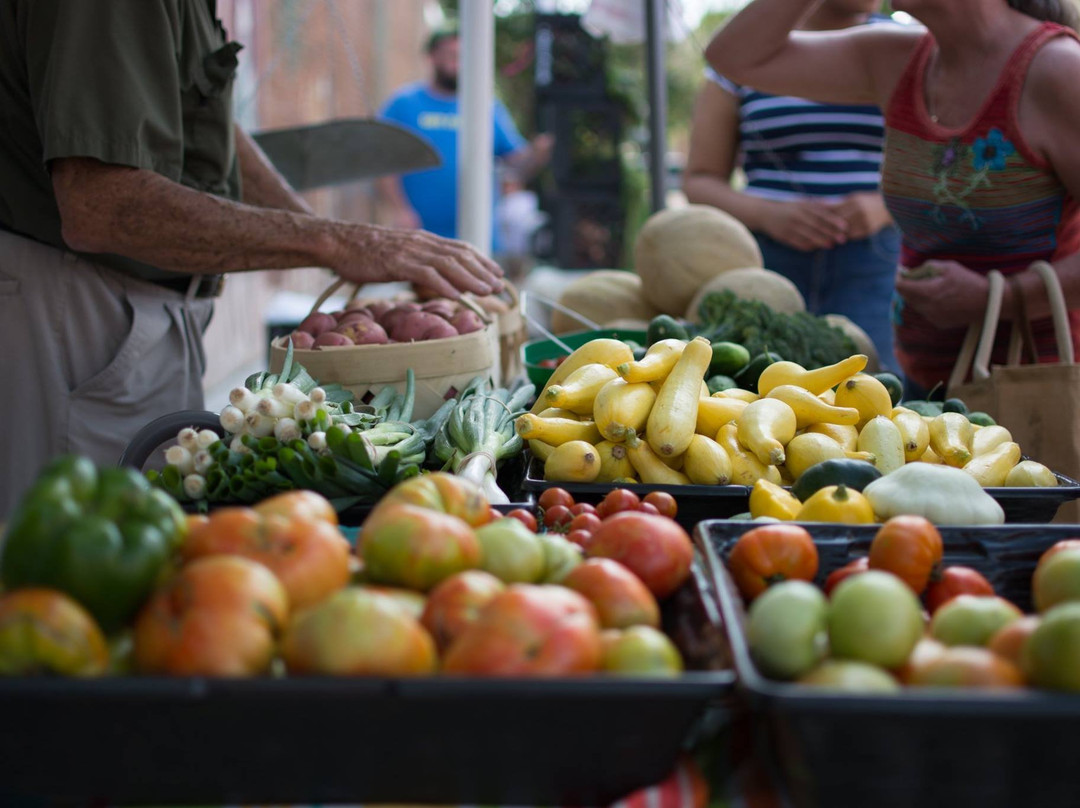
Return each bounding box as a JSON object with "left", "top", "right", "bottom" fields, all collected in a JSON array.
[
  {"left": 55, "top": 157, "right": 346, "bottom": 276},
  {"left": 235, "top": 126, "right": 314, "bottom": 214}
]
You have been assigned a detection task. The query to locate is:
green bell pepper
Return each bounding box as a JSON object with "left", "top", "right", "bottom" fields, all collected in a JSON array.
[{"left": 1, "top": 456, "right": 187, "bottom": 632}]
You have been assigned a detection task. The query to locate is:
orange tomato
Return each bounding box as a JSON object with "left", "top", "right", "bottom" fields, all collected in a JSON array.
[
  {"left": 253, "top": 490, "right": 338, "bottom": 526},
  {"left": 0, "top": 589, "right": 109, "bottom": 676},
  {"left": 727, "top": 524, "right": 819, "bottom": 602},
  {"left": 868, "top": 515, "right": 943, "bottom": 595},
  {"left": 906, "top": 646, "right": 1024, "bottom": 689},
  {"left": 378, "top": 472, "right": 492, "bottom": 527}
]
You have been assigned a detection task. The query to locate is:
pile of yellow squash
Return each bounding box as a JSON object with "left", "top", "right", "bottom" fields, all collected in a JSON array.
[{"left": 515, "top": 336, "right": 1058, "bottom": 520}]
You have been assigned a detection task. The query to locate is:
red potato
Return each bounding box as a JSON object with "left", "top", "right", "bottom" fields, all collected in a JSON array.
[
  {"left": 335, "top": 319, "right": 390, "bottom": 345},
  {"left": 380, "top": 304, "right": 424, "bottom": 333},
  {"left": 450, "top": 309, "right": 485, "bottom": 335},
  {"left": 314, "top": 331, "right": 355, "bottom": 347},
  {"left": 366, "top": 300, "right": 395, "bottom": 320},
  {"left": 422, "top": 300, "right": 459, "bottom": 320},
  {"left": 297, "top": 312, "right": 338, "bottom": 337},
  {"left": 390, "top": 312, "right": 459, "bottom": 342},
  {"left": 345, "top": 299, "right": 372, "bottom": 312},
  {"left": 337, "top": 310, "right": 375, "bottom": 327},
  {"left": 288, "top": 330, "right": 316, "bottom": 350}
]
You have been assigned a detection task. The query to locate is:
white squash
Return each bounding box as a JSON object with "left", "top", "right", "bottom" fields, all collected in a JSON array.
[
  {"left": 862, "top": 463, "right": 1005, "bottom": 525},
  {"left": 684, "top": 267, "right": 806, "bottom": 322},
  {"left": 634, "top": 205, "right": 763, "bottom": 317},
  {"left": 551, "top": 271, "right": 659, "bottom": 334}
]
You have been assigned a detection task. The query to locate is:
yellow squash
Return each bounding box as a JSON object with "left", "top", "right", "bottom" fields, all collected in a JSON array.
[
  {"left": 596, "top": 440, "right": 636, "bottom": 482},
  {"left": 784, "top": 432, "right": 846, "bottom": 480},
  {"left": 543, "top": 363, "right": 619, "bottom": 414},
  {"left": 716, "top": 423, "right": 783, "bottom": 486},
  {"left": 795, "top": 484, "right": 876, "bottom": 524},
  {"left": 834, "top": 374, "right": 893, "bottom": 427},
  {"left": 543, "top": 440, "right": 601, "bottom": 483},
  {"left": 757, "top": 354, "right": 868, "bottom": 396},
  {"left": 615, "top": 338, "right": 687, "bottom": 383},
  {"left": 532, "top": 338, "right": 633, "bottom": 412},
  {"left": 683, "top": 434, "right": 733, "bottom": 485},
  {"left": 962, "top": 441, "right": 1021, "bottom": 487},
  {"left": 718, "top": 388, "right": 760, "bottom": 404},
  {"left": 538, "top": 407, "right": 581, "bottom": 421},
  {"left": 928, "top": 413, "right": 975, "bottom": 467},
  {"left": 806, "top": 422, "right": 859, "bottom": 452},
  {"left": 765, "top": 384, "right": 860, "bottom": 429},
  {"left": 647, "top": 336, "right": 713, "bottom": 457},
  {"left": 737, "top": 398, "right": 798, "bottom": 466},
  {"left": 857, "top": 415, "right": 906, "bottom": 475},
  {"left": 972, "top": 425, "right": 1014, "bottom": 456},
  {"left": 819, "top": 388, "right": 838, "bottom": 405},
  {"left": 696, "top": 396, "right": 748, "bottom": 437},
  {"left": 892, "top": 410, "right": 930, "bottom": 463},
  {"left": 624, "top": 429, "right": 691, "bottom": 485},
  {"left": 515, "top": 413, "right": 602, "bottom": 446},
  {"left": 528, "top": 439, "right": 555, "bottom": 462},
  {"left": 593, "top": 378, "right": 657, "bottom": 442},
  {"left": 749, "top": 479, "right": 802, "bottom": 521},
  {"left": 1004, "top": 460, "right": 1058, "bottom": 487}
]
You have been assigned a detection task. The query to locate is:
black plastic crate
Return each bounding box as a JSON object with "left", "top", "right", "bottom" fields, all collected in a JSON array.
[
  {"left": 523, "top": 453, "right": 753, "bottom": 531},
  {"left": 0, "top": 565, "right": 733, "bottom": 808},
  {"left": 539, "top": 99, "right": 624, "bottom": 189},
  {"left": 533, "top": 13, "right": 607, "bottom": 100},
  {"left": 697, "top": 520, "right": 1080, "bottom": 808}
]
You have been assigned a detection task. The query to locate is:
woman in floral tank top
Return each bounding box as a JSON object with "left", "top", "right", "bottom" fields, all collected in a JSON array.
[{"left": 704, "top": 0, "right": 1080, "bottom": 396}]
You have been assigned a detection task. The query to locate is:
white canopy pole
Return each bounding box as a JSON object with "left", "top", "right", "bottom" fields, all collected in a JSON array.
[{"left": 458, "top": 0, "right": 495, "bottom": 255}]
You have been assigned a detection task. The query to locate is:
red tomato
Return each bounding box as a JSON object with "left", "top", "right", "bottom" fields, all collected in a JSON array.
[
  {"left": 488, "top": 507, "right": 503, "bottom": 523},
  {"left": 586, "top": 512, "right": 693, "bottom": 599},
  {"left": 868, "top": 516, "right": 944, "bottom": 595},
  {"left": 569, "top": 513, "right": 602, "bottom": 535},
  {"left": 597, "top": 489, "right": 641, "bottom": 519},
  {"left": 638, "top": 502, "right": 660, "bottom": 516},
  {"left": 566, "top": 529, "right": 594, "bottom": 550},
  {"left": 543, "top": 505, "right": 574, "bottom": 532},
  {"left": 727, "top": 524, "right": 819, "bottom": 602},
  {"left": 569, "top": 502, "right": 598, "bottom": 517},
  {"left": 924, "top": 566, "right": 995, "bottom": 613},
  {"left": 824, "top": 557, "right": 870, "bottom": 596},
  {"left": 643, "top": 491, "right": 678, "bottom": 520},
  {"left": 505, "top": 508, "right": 539, "bottom": 533},
  {"left": 539, "top": 488, "right": 575, "bottom": 512}
]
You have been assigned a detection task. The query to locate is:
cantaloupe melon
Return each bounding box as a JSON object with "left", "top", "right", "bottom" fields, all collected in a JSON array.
[
  {"left": 684, "top": 267, "right": 806, "bottom": 323},
  {"left": 634, "top": 205, "right": 763, "bottom": 317},
  {"left": 551, "top": 270, "right": 659, "bottom": 334}
]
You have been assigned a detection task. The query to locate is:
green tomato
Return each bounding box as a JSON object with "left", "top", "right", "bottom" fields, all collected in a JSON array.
[
  {"left": 1034, "top": 548, "right": 1080, "bottom": 613},
  {"left": 930, "top": 595, "right": 1023, "bottom": 647},
  {"left": 747, "top": 580, "right": 828, "bottom": 680},
  {"left": 1023, "top": 602, "right": 1080, "bottom": 691},
  {"left": 828, "top": 571, "right": 924, "bottom": 669},
  {"left": 797, "top": 659, "right": 901, "bottom": 693},
  {"left": 475, "top": 518, "right": 546, "bottom": 584}
]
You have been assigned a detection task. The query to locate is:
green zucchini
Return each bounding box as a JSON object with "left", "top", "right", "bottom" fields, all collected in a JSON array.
[{"left": 791, "top": 458, "right": 883, "bottom": 503}]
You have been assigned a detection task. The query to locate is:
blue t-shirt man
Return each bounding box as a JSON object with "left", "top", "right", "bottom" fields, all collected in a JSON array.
[{"left": 380, "top": 83, "right": 525, "bottom": 253}]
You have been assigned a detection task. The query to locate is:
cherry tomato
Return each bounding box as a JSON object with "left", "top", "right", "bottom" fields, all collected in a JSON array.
[
  {"left": 569, "top": 502, "right": 598, "bottom": 517},
  {"left": 505, "top": 508, "right": 539, "bottom": 533},
  {"left": 539, "top": 488, "right": 575, "bottom": 512},
  {"left": 569, "top": 513, "right": 602, "bottom": 535},
  {"left": 566, "top": 529, "right": 594, "bottom": 550},
  {"left": 824, "top": 557, "right": 870, "bottom": 596},
  {"left": 643, "top": 491, "right": 678, "bottom": 520},
  {"left": 543, "top": 504, "right": 574, "bottom": 532},
  {"left": 597, "top": 489, "right": 641, "bottom": 519},
  {"left": 638, "top": 502, "right": 660, "bottom": 516}
]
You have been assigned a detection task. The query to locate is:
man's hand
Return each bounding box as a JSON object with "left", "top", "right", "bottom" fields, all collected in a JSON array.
[
  {"left": 760, "top": 198, "right": 849, "bottom": 251},
  {"left": 829, "top": 191, "right": 893, "bottom": 241},
  {"left": 895, "top": 260, "right": 989, "bottom": 328},
  {"left": 530, "top": 133, "right": 555, "bottom": 166},
  {"left": 335, "top": 225, "right": 504, "bottom": 300}
]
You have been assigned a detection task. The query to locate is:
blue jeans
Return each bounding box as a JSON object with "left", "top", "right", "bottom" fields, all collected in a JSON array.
[{"left": 755, "top": 226, "right": 901, "bottom": 375}]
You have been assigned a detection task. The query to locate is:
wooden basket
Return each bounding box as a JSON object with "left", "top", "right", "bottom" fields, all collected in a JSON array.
[
  {"left": 495, "top": 282, "right": 526, "bottom": 382},
  {"left": 268, "top": 279, "right": 501, "bottom": 419}
]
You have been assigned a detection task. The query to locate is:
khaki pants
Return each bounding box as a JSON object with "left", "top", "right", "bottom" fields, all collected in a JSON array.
[{"left": 0, "top": 229, "right": 214, "bottom": 518}]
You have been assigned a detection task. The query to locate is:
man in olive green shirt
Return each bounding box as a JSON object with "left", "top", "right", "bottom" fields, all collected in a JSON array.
[{"left": 0, "top": 0, "right": 504, "bottom": 516}]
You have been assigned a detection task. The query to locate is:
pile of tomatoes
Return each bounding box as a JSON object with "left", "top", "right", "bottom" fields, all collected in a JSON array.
[{"left": 505, "top": 488, "right": 679, "bottom": 550}]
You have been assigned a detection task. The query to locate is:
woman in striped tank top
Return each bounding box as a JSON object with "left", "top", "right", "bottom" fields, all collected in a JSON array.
[
  {"left": 704, "top": 0, "right": 1080, "bottom": 397},
  {"left": 686, "top": 1, "right": 901, "bottom": 372}
]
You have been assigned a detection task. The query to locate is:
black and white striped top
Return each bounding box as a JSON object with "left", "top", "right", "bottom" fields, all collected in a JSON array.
[{"left": 706, "top": 25, "right": 889, "bottom": 204}]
